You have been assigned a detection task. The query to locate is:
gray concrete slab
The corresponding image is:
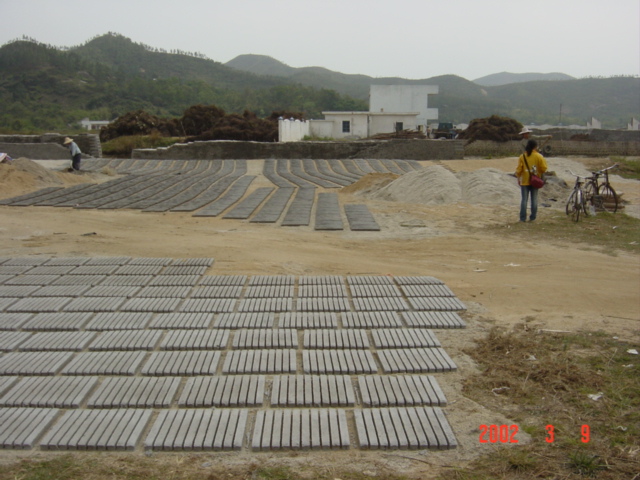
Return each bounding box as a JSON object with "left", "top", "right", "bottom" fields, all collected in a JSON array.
[
  {"left": 232, "top": 329, "right": 298, "bottom": 349},
  {"left": 408, "top": 297, "right": 467, "bottom": 311},
  {"left": 63, "top": 351, "right": 146, "bottom": 375},
  {"left": 121, "top": 297, "right": 181, "bottom": 313},
  {"left": 314, "top": 193, "right": 343, "bottom": 231},
  {"left": 179, "top": 376, "right": 265, "bottom": 407},
  {"left": 350, "top": 285, "right": 402, "bottom": 297},
  {"left": 161, "top": 329, "right": 229, "bottom": 350},
  {"left": 401, "top": 311, "right": 467, "bottom": 329},
  {"left": 18, "top": 331, "right": 97, "bottom": 351},
  {"left": 223, "top": 350, "right": 296, "bottom": 374},
  {"left": 238, "top": 298, "right": 292, "bottom": 313},
  {"left": 190, "top": 286, "right": 243, "bottom": 298},
  {"left": 89, "top": 330, "right": 162, "bottom": 351},
  {"left": 245, "top": 285, "right": 294, "bottom": 298},
  {"left": 341, "top": 311, "right": 403, "bottom": 328},
  {"left": 0, "top": 313, "right": 33, "bottom": 331},
  {"left": 400, "top": 284, "right": 456, "bottom": 297},
  {"left": 145, "top": 408, "right": 247, "bottom": 451},
  {"left": 0, "top": 376, "right": 98, "bottom": 407},
  {"left": 371, "top": 328, "right": 441, "bottom": 348},
  {"left": 279, "top": 313, "right": 338, "bottom": 329},
  {"left": 377, "top": 348, "right": 457, "bottom": 373},
  {"left": 271, "top": 375, "right": 355, "bottom": 407},
  {"left": 344, "top": 204, "right": 380, "bottom": 231},
  {"left": 179, "top": 298, "right": 236, "bottom": 313},
  {"left": 22, "top": 312, "right": 93, "bottom": 331},
  {"left": 63, "top": 297, "right": 127, "bottom": 312},
  {"left": 303, "top": 350, "right": 377, "bottom": 374},
  {"left": 40, "top": 408, "right": 152, "bottom": 450},
  {"left": 0, "top": 351, "right": 73, "bottom": 375},
  {"left": 30, "top": 285, "right": 91, "bottom": 297},
  {"left": 0, "top": 331, "right": 30, "bottom": 351},
  {"left": 252, "top": 409, "right": 349, "bottom": 450},
  {"left": 296, "top": 297, "right": 350, "bottom": 312},
  {"left": 7, "top": 296, "right": 71, "bottom": 312},
  {"left": 87, "top": 377, "right": 180, "bottom": 407},
  {"left": 393, "top": 276, "right": 444, "bottom": 285},
  {"left": 355, "top": 407, "right": 457, "bottom": 450},
  {"left": 198, "top": 275, "right": 247, "bottom": 286},
  {"left": 141, "top": 351, "right": 221, "bottom": 376},
  {"left": 214, "top": 313, "right": 275, "bottom": 329},
  {"left": 85, "top": 312, "right": 153, "bottom": 330},
  {"left": 303, "top": 330, "right": 369, "bottom": 349},
  {"left": 358, "top": 375, "right": 447, "bottom": 407},
  {"left": 298, "top": 284, "right": 348, "bottom": 297},
  {"left": 353, "top": 297, "right": 409, "bottom": 311},
  {"left": 149, "top": 312, "right": 213, "bottom": 329},
  {"left": 0, "top": 407, "right": 59, "bottom": 449}
]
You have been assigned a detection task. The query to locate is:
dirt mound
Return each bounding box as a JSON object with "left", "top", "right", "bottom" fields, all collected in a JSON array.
[
  {"left": 367, "top": 164, "right": 570, "bottom": 207},
  {"left": 0, "top": 157, "right": 95, "bottom": 200},
  {"left": 340, "top": 173, "right": 399, "bottom": 195}
]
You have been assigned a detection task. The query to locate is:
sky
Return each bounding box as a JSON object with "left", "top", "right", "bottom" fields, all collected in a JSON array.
[{"left": 1, "top": 0, "right": 639, "bottom": 81}]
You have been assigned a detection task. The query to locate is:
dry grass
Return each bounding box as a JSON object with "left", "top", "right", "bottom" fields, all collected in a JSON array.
[
  {"left": 488, "top": 211, "right": 640, "bottom": 255},
  {"left": 439, "top": 326, "right": 640, "bottom": 479}
]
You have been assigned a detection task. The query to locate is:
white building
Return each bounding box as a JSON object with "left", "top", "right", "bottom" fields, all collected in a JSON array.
[
  {"left": 278, "top": 84, "right": 438, "bottom": 142},
  {"left": 369, "top": 85, "right": 439, "bottom": 130},
  {"left": 79, "top": 118, "right": 111, "bottom": 131}
]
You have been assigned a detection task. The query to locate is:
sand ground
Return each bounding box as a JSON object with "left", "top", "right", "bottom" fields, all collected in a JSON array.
[{"left": 0, "top": 156, "right": 638, "bottom": 478}]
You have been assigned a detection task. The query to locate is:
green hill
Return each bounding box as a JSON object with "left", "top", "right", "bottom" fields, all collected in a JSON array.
[
  {"left": 226, "top": 54, "right": 639, "bottom": 128},
  {"left": 0, "top": 33, "right": 637, "bottom": 133}
]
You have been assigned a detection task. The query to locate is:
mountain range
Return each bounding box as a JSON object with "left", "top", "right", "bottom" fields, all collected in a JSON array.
[{"left": 0, "top": 33, "right": 638, "bottom": 132}]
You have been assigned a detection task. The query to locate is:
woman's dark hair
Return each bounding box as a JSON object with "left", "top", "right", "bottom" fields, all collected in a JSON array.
[{"left": 525, "top": 139, "right": 538, "bottom": 156}]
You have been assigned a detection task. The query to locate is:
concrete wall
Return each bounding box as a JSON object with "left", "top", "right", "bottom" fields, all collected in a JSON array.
[
  {"left": 278, "top": 119, "right": 310, "bottom": 143},
  {"left": 0, "top": 133, "right": 101, "bottom": 158},
  {"left": 132, "top": 139, "right": 465, "bottom": 160},
  {"left": 463, "top": 139, "right": 640, "bottom": 157}
]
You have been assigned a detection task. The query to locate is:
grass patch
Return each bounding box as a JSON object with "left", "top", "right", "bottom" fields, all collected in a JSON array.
[
  {"left": 583, "top": 157, "right": 640, "bottom": 180},
  {"left": 439, "top": 326, "right": 640, "bottom": 480},
  {"left": 489, "top": 211, "right": 640, "bottom": 254},
  {"left": 101, "top": 134, "right": 184, "bottom": 157}
]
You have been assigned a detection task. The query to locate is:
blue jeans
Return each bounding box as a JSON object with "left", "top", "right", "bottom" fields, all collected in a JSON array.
[{"left": 520, "top": 185, "right": 539, "bottom": 222}]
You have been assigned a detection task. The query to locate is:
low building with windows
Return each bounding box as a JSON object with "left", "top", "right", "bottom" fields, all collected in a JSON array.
[
  {"left": 79, "top": 118, "right": 111, "bottom": 131},
  {"left": 318, "top": 112, "right": 420, "bottom": 139}
]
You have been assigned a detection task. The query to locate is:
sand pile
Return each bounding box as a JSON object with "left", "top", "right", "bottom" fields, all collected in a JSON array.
[
  {"left": 0, "top": 157, "right": 94, "bottom": 200},
  {"left": 360, "top": 165, "right": 570, "bottom": 207}
]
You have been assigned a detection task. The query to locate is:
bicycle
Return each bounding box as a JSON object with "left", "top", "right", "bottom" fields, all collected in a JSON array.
[
  {"left": 566, "top": 171, "right": 589, "bottom": 222},
  {"left": 584, "top": 164, "right": 619, "bottom": 213}
]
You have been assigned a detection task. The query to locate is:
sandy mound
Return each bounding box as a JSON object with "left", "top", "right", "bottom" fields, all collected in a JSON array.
[
  {"left": 340, "top": 173, "right": 398, "bottom": 195},
  {"left": 373, "top": 165, "right": 463, "bottom": 205},
  {"left": 363, "top": 164, "right": 571, "bottom": 207},
  {"left": 0, "top": 157, "right": 95, "bottom": 200}
]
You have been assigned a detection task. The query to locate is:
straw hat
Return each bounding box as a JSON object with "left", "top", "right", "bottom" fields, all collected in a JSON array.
[
  {"left": 63, "top": 137, "right": 73, "bottom": 145},
  {"left": 519, "top": 127, "right": 532, "bottom": 135}
]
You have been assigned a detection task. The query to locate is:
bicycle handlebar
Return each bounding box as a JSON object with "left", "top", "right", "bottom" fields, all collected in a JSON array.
[{"left": 591, "top": 164, "right": 619, "bottom": 175}]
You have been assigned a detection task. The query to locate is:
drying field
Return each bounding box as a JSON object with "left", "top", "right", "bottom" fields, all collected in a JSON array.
[{"left": 0, "top": 155, "right": 638, "bottom": 479}]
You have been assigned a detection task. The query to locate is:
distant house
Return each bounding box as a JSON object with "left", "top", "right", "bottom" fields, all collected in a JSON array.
[
  {"left": 79, "top": 118, "right": 111, "bottom": 131},
  {"left": 279, "top": 84, "right": 438, "bottom": 142},
  {"left": 369, "top": 85, "right": 439, "bottom": 131},
  {"left": 628, "top": 118, "right": 639, "bottom": 131}
]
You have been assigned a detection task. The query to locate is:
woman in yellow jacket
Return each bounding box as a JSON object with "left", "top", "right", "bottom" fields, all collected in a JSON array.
[{"left": 515, "top": 139, "right": 548, "bottom": 222}]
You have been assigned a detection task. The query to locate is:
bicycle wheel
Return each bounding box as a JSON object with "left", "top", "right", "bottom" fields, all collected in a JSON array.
[
  {"left": 566, "top": 190, "right": 582, "bottom": 221},
  {"left": 598, "top": 185, "right": 618, "bottom": 213},
  {"left": 584, "top": 180, "right": 597, "bottom": 212}
]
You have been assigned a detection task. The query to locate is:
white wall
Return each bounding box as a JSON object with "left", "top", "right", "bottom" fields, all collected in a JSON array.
[
  {"left": 370, "top": 85, "right": 439, "bottom": 127},
  {"left": 278, "top": 118, "right": 310, "bottom": 142}
]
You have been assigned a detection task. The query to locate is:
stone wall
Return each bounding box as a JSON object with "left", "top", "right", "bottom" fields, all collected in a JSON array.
[
  {"left": 132, "top": 139, "right": 465, "bottom": 160},
  {"left": 463, "top": 140, "right": 640, "bottom": 158},
  {"left": 0, "top": 133, "right": 101, "bottom": 159}
]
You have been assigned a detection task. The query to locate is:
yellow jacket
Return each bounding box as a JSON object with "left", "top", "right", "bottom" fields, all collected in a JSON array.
[{"left": 516, "top": 151, "right": 547, "bottom": 186}]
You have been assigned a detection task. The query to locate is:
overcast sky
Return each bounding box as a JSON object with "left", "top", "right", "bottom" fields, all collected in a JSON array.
[{"left": 1, "top": 0, "right": 638, "bottom": 81}]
